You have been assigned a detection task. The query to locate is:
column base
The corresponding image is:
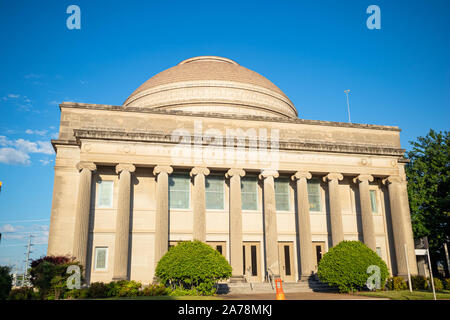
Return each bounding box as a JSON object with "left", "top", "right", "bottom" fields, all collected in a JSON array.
[
  {"left": 229, "top": 275, "right": 246, "bottom": 283},
  {"left": 112, "top": 276, "right": 128, "bottom": 281}
]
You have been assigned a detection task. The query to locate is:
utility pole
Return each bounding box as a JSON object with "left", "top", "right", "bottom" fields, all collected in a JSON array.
[
  {"left": 344, "top": 89, "right": 351, "bottom": 123},
  {"left": 22, "top": 234, "right": 33, "bottom": 287}
]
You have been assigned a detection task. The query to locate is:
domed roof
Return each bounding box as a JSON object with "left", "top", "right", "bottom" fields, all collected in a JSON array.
[{"left": 123, "top": 56, "right": 297, "bottom": 119}]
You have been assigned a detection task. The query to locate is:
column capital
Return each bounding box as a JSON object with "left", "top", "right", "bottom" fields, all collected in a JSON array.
[
  {"left": 76, "top": 161, "right": 96, "bottom": 172},
  {"left": 382, "top": 175, "right": 404, "bottom": 185},
  {"left": 258, "top": 169, "right": 279, "bottom": 180},
  {"left": 115, "top": 163, "right": 136, "bottom": 174},
  {"left": 291, "top": 171, "right": 312, "bottom": 181},
  {"left": 190, "top": 166, "right": 210, "bottom": 177},
  {"left": 153, "top": 165, "right": 173, "bottom": 176},
  {"left": 323, "top": 172, "right": 343, "bottom": 182},
  {"left": 353, "top": 174, "right": 374, "bottom": 184},
  {"left": 225, "top": 168, "right": 245, "bottom": 178}
]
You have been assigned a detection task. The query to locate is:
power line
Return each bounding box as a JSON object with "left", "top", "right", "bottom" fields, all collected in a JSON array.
[{"left": 0, "top": 219, "right": 50, "bottom": 224}]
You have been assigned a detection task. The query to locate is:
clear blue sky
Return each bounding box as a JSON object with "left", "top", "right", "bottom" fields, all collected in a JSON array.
[{"left": 0, "top": 0, "right": 449, "bottom": 272}]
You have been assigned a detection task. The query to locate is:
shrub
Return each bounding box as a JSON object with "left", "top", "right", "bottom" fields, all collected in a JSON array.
[
  {"left": 409, "top": 275, "right": 427, "bottom": 290},
  {"left": 169, "top": 287, "right": 198, "bottom": 296},
  {"left": 317, "top": 241, "right": 389, "bottom": 293},
  {"left": 0, "top": 266, "right": 12, "bottom": 300},
  {"left": 386, "top": 277, "right": 407, "bottom": 290},
  {"left": 155, "top": 240, "right": 232, "bottom": 295},
  {"left": 427, "top": 278, "right": 443, "bottom": 292},
  {"left": 142, "top": 284, "right": 169, "bottom": 296},
  {"left": 443, "top": 278, "right": 450, "bottom": 290},
  {"left": 88, "top": 282, "right": 109, "bottom": 298},
  {"left": 117, "top": 280, "right": 142, "bottom": 297},
  {"left": 29, "top": 255, "right": 82, "bottom": 299},
  {"left": 8, "top": 287, "right": 38, "bottom": 300}
]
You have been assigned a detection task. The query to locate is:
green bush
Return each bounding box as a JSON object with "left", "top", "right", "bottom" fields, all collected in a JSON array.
[
  {"left": 427, "top": 278, "right": 443, "bottom": 291},
  {"left": 317, "top": 241, "right": 389, "bottom": 293},
  {"left": 386, "top": 277, "right": 407, "bottom": 290},
  {"left": 169, "top": 287, "right": 199, "bottom": 296},
  {"left": 443, "top": 278, "right": 450, "bottom": 290},
  {"left": 155, "top": 240, "right": 232, "bottom": 295},
  {"left": 29, "top": 255, "right": 82, "bottom": 299},
  {"left": 88, "top": 282, "right": 109, "bottom": 298},
  {"left": 409, "top": 275, "right": 427, "bottom": 290},
  {"left": 118, "top": 280, "right": 142, "bottom": 297},
  {"left": 8, "top": 287, "right": 38, "bottom": 300},
  {"left": 0, "top": 266, "right": 12, "bottom": 300},
  {"left": 142, "top": 284, "right": 169, "bottom": 296}
]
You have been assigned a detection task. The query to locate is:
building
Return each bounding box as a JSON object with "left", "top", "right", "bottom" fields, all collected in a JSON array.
[{"left": 47, "top": 56, "right": 418, "bottom": 284}]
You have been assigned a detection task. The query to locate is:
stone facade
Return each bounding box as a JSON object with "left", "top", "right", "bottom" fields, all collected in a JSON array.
[{"left": 47, "top": 56, "right": 418, "bottom": 284}]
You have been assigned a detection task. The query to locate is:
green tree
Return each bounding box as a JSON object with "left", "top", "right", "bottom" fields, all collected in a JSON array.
[
  {"left": 0, "top": 266, "right": 12, "bottom": 299},
  {"left": 155, "top": 241, "right": 232, "bottom": 295},
  {"left": 405, "top": 129, "right": 449, "bottom": 276}
]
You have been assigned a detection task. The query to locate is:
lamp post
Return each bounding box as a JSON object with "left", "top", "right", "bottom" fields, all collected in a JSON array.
[{"left": 344, "top": 89, "right": 351, "bottom": 123}]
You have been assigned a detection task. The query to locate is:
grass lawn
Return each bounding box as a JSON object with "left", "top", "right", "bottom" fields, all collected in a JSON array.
[
  {"left": 100, "top": 295, "right": 223, "bottom": 300},
  {"left": 355, "top": 290, "right": 450, "bottom": 300}
]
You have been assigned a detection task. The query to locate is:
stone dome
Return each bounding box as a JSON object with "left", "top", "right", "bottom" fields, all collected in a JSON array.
[{"left": 123, "top": 56, "right": 297, "bottom": 119}]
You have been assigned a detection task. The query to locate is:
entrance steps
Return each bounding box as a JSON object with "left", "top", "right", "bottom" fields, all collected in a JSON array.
[{"left": 217, "top": 279, "right": 337, "bottom": 294}]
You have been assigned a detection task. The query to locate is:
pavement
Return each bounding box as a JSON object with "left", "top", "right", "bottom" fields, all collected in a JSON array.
[{"left": 221, "top": 292, "right": 388, "bottom": 300}]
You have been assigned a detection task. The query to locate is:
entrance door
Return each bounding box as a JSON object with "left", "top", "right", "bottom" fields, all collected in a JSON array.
[
  {"left": 312, "top": 242, "right": 326, "bottom": 272},
  {"left": 278, "top": 242, "right": 295, "bottom": 282},
  {"left": 242, "top": 242, "right": 261, "bottom": 282}
]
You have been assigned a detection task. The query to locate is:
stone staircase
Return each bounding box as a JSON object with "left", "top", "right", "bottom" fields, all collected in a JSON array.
[{"left": 216, "top": 278, "right": 337, "bottom": 295}]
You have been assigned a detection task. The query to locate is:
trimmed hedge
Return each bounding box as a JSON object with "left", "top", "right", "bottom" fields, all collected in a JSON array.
[
  {"left": 387, "top": 276, "right": 407, "bottom": 290},
  {"left": 317, "top": 241, "right": 389, "bottom": 293},
  {"left": 155, "top": 240, "right": 232, "bottom": 295}
]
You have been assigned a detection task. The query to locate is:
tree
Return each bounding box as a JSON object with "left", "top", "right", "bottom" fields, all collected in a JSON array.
[
  {"left": 405, "top": 129, "right": 449, "bottom": 277},
  {"left": 0, "top": 266, "right": 12, "bottom": 299},
  {"left": 155, "top": 241, "right": 232, "bottom": 295},
  {"left": 317, "top": 241, "right": 389, "bottom": 293}
]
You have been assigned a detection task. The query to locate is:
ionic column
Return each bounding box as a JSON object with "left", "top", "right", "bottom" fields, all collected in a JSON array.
[
  {"left": 323, "top": 173, "right": 344, "bottom": 247},
  {"left": 383, "top": 176, "right": 416, "bottom": 277},
  {"left": 399, "top": 178, "right": 418, "bottom": 275},
  {"left": 291, "top": 171, "right": 315, "bottom": 279},
  {"left": 353, "top": 174, "right": 377, "bottom": 251},
  {"left": 190, "top": 167, "right": 210, "bottom": 242},
  {"left": 72, "top": 162, "right": 96, "bottom": 270},
  {"left": 153, "top": 165, "right": 173, "bottom": 267},
  {"left": 259, "top": 169, "right": 280, "bottom": 277},
  {"left": 112, "top": 163, "right": 135, "bottom": 280},
  {"left": 225, "top": 168, "right": 246, "bottom": 281}
]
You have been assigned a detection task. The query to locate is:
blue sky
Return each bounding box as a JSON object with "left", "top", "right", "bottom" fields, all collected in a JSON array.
[{"left": 0, "top": 0, "right": 449, "bottom": 272}]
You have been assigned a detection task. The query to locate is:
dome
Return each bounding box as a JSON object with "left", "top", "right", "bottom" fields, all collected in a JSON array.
[{"left": 123, "top": 56, "right": 297, "bottom": 119}]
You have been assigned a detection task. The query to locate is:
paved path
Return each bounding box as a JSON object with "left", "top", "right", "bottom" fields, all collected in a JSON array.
[{"left": 221, "top": 292, "right": 388, "bottom": 300}]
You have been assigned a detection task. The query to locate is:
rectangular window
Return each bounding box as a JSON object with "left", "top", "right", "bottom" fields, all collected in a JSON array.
[
  {"left": 205, "top": 176, "right": 224, "bottom": 210},
  {"left": 169, "top": 174, "right": 190, "bottom": 209},
  {"left": 241, "top": 177, "right": 258, "bottom": 210},
  {"left": 370, "top": 190, "right": 378, "bottom": 213},
  {"left": 275, "top": 178, "right": 290, "bottom": 211},
  {"left": 96, "top": 180, "right": 114, "bottom": 208},
  {"left": 307, "top": 179, "right": 322, "bottom": 212},
  {"left": 94, "top": 247, "right": 108, "bottom": 271},
  {"left": 376, "top": 247, "right": 382, "bottom": 257}
]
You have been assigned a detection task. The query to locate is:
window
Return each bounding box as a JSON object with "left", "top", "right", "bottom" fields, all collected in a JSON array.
[
  {"left": 275, "top": 178, "right": 290, "bottom": 211},
  {"left": 370, "top": 190, "right": 378, "bottom": 213},
  {"left": 96, "top": 180, "right": 114, "bottom": 208},
  {"left": 241, "top": 177, "right": 258, "bottom": 210},
  {"left": 376, "top": 247, "right": 382, "bottom": 258},
  {"left": 205, "top": 176, "right": 224, "bottom": 210},
  {"left": 169, "top": 174, "right": 190, "bottom": 209},
  {"left": 94, "top": 247, "right": 108, "bottom": 271},
  {"left": 307, "top": 178, "right": 322, "bottom": 212}
]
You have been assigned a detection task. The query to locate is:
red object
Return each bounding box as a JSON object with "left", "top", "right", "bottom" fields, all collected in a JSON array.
[{"left": 275, "top": 278, "right": 285, "bottom": 300}]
